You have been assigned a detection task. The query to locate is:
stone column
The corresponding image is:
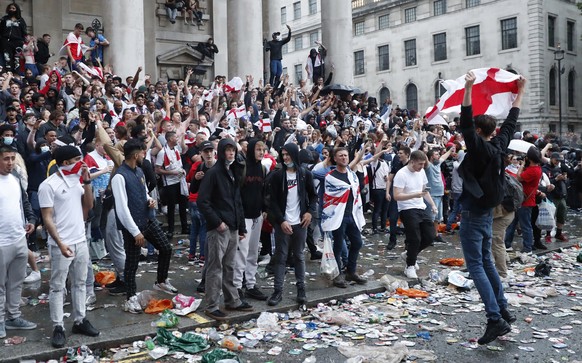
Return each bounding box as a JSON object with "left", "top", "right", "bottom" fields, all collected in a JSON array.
[
  {"left": 227, "top": 0, "right": 263, "bottom": 80},
  {"left": 263, "top": 0, "right": 280, "bottom": 87},
  {"left": 212, "top": 0, "right": 228, "bottom": 78},
  {"left": 31, "top": 0, "right": 63, "bottom": 64},
  {"left": 321, "top": 0, "right": 354, "bottom": 85},
  {"left": 102, "top": 0, "right": 145, "bottom": 78}
]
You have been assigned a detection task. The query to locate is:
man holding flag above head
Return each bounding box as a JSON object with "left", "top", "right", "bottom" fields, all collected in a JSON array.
[{"left": 456, "top": 70, "right": 526, "bottom": 345}]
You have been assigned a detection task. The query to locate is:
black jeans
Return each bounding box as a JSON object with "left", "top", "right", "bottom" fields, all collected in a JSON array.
[
  {"left": 161, "top": 183, "right": 188, "bottom": 233},
  {"left": 331, "top": 215, "right": 363, "bottom": 274},
  {"left": 400, "top": 209, "right": 435, "bottom": 267},
  {"left": 371, "top": 188, "right": 388, "bottom": 230}
]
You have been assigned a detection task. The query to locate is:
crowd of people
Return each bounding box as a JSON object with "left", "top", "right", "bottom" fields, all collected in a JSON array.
[{"left": 2, "top": 2, "right": 582, "bottom": 350}]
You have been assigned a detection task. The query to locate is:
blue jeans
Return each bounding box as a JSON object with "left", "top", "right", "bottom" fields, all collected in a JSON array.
[
  {"left": 504, "top": 206, "right": 533, "bottom": 252},
  {"left": 331, "top": 215, "right": 363, "bottom": 274},
  {"left": 459, "top": 209, "right": 507, "bottom": 320},
  {"left": 189, "top": 201, "right": 207, "bottom": 257},
  {"left": 446, "top": 193, "right": 462, "bottom": 230},
  {"left": 269, "top": 59, "right": 283, "bottom": 86}
]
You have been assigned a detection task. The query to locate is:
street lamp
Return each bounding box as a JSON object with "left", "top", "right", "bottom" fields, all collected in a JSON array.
[{"left": 554, "top": 44, "right": 565, "bottom": 139}]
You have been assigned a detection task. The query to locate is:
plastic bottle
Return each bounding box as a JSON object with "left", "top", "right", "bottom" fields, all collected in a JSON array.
[
  {"left": 220, "top": 336, "right": 243, "bottom": 351},
  {"left": 362, "top": 269, "right": 374, "bottom": 278},
  {"left": 145, "top": 336, "right": 155, "bottom": 350}
]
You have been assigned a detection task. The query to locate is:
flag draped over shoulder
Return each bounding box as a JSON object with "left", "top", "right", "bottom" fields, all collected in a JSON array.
[
  {"left": 425, "top": 68, "right": 520, "bottom": 122},
  {"left": 321, "top": 170, "right": 366, "bottom": 232}
]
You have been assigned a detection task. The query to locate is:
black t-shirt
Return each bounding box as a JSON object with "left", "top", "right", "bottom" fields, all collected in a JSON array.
[
  {"left": 389, "top": 157, "right": 408, "bottom": 193},
  {"left": 331, "top": 170, "right": 354, "bottom": 216}
]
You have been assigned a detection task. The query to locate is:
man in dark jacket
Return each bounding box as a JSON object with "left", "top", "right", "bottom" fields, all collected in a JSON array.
[
  {"left": 266, "top": 143, "right": 317, "bottom": 306},
  {"left": 198, "top": 138, "right": 252, "bottom": 321},
  {"left": 264, "top": 25, "right": 291, "bottom": 87},
  {"left": 234, "top": 139, "right": 269, "bottom": 301},
  {"left": 458, "top": 71, "right": 525, "bottom": 345},
  {"left": 35, "top": 34, "right": 52, "bottom": 67},
  {"left": 543, "top": 152, "right": 570, "bottom": 242}
]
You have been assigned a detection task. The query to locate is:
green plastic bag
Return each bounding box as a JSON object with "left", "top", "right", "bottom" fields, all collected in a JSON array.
[
  {"left": 201, "top": 348, "right": 240, "bottom": 363},
  {"left": 151, "top": 309, "right": 179, "bottom": 328},
  {"left": 155, "top": 327, "right": 210, "bottom": 354}
]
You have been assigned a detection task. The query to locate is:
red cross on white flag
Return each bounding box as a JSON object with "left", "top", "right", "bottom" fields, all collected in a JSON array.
[{"left": 425, "top": 68, "right": 520, "bottom": 122}]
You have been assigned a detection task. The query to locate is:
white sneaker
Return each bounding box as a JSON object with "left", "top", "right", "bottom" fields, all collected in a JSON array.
[
  {"left": 404, "top": 266, "right": 418, "bottom": 279},
  {"left": 154, "top": 279, "right": 178, "bottom": 294},
  {"left": 85, "top": 294, "right": 97, "bottom": 306},
  {"left": 401, "top": 251, "right": 419, "bottom": 270},
  {"left": 258, "top": 254, "right": 271, "bottom": 266},
  {"left": 24, "top": 270, "right": 41, "bottom": 283},
  {"left": 123, "top": 296, "right": 142, "bottom": 314}
]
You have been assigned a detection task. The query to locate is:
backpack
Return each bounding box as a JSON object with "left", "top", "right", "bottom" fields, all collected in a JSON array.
[{"left": 501, "top": 172, "right": 524, "bottom": 212}]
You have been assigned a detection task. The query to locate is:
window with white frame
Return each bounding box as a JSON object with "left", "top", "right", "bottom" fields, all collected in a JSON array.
[{"left": 293, "top": 1, "right": 301, "bottom": 20}]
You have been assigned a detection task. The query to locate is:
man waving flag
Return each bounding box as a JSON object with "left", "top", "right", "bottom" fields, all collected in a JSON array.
[{"left": 426, "top": 68, "right": 520, "bottom": 122}]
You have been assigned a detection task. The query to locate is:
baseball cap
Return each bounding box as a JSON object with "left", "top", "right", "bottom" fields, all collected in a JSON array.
[
  {"left": 199, "top": 140, "right": 214, "bottom": 151},
  {"left": 550, "top": 152, "right": 563, "bottom": 160}
]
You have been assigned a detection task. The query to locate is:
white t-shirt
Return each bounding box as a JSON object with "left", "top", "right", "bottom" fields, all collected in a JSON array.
[
  {"left": 0, "top": 174, "right": 26, "bottom": 246},
  {"left": 156, "top": 144, "right": 183, "bottom": 186},
  {"left": 393, "top": 166, "right": 428, "bottom": 211},
  {"left": 285, "top": 171, "right": 301, "bottom": 225},
  {"left": 38, "top": 173, "right": 86, "bottom": 247}
]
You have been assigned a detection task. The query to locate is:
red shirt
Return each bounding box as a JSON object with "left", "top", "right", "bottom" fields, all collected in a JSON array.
[{"left": 520, "top": 165, "right": 541, "bottom": 207}]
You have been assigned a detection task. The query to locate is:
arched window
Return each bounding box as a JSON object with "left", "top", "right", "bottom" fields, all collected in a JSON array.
[
  {"left": 568, "top": 70, "right": 575, "bottom": 108},
  {"left": 434, "top": 81, "right": 446, "bottom": 102},
  {"left": 406, "top": 83, "right": 418, "bottom": 111},
  {"left": 379, "top": 87, "right": 390, "bottom": 104},
  {"left": 549, "top": 68, "right": 556, "bottom": 106}
]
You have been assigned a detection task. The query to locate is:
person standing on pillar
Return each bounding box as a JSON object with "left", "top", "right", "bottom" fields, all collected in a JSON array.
[
  {"left": 0, "top": 3, "right": 27, "bottom": 73},
  {"left": 264, "top": 25, "right": 291, "bottom": 87},
  {"left": 85, "top": 27, "right": 109, "bottom": 67},
  {"left": 63, "top": 23, "right": 86, "bottom": 71}
]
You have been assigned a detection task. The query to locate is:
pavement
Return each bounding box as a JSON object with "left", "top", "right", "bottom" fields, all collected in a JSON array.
[{"left": 2, "top": 210, "right": 582, "bottom": 362}]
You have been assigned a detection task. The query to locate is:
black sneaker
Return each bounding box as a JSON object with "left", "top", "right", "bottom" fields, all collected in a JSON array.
[
  {"left": 245, "top": 287, "right": 268, "bottom": 301},
  {"left": 205, "top": 309, "right": 227, "bottom": 321},
  {"left": 146, "top": 254, "right": 159, "bottom": 263},
  {"left": 267, "top": 291, "right": 283, "bottom": 306},
  {"left": 51, "top": 325, "right": 66, "bottom": 348},
  {"left": 501, "top": 308, "right": 517, "bottom": 324},
  {"left": 434, "top": 235, "right": 447, "bottom": 244},
  {"left": 345, "top": 272, "right": 367, "bottom": 285},
  {"left": 310, "top": 251, "right": 322, "bottom": 260},
  {"left": 333, "top": 274, "right": 348, "bottom": 288},
  {"left": 105, "top": 278, "right": 123, "bottom": 289},
  {"left": 237, "top": 288, "right": 246, "bottom": 301},
  {"left": 72, "top": 318, "right": 100, "bottom": 337},
  {"left": 226, "top": 301, "right": 253, "bottom": 311},
  {"left": 533, "top": 242, "right": 548, "bottom": 250},
  {"left": 297, "top": 286, "right": 307, "bottom": 305},
  {"left": 108, "top": 285, "right": 127, "bottom": 296},
  {"left": 386, "top": 239, "right": 397, "bottom": 250},
  {"left": 196, "top": 282, "right": 205, "bottom": 293},
  {"left": 477, "top": 319, "right": 511, "bottom": 345}
]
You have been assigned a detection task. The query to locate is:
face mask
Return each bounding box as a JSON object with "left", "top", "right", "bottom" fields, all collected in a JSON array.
[
  {"left": 7, "top": 10, "right": 16, "bottom": 16},
  {"left": 40, "top": 145, "right": 50, "bottom": 153},
  {"left": 432, "top": 160, "right": 440, "bottom": 165},
  {"left": 60, "top": 160, "right": 83, "bottom": 176},
  {"left": 285, "top": 161, "right": 294, "bottom": 168},
  {"left": 3, "top": 137, "right": 14, "bottom": 145}
]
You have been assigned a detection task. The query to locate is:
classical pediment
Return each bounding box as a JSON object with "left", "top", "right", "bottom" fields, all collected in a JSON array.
[{"left": 156, "top": 45, "right": 214, "bottom": 67}]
